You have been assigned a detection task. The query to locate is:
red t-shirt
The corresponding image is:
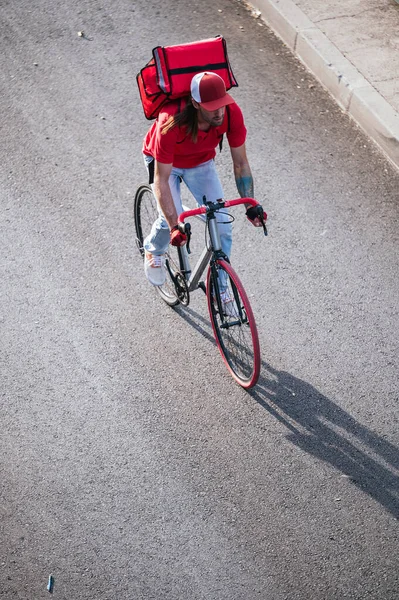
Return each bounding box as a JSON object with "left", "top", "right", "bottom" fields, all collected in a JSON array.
[{"left": 143, "top": 101, "right": 247, "bottom": 169}]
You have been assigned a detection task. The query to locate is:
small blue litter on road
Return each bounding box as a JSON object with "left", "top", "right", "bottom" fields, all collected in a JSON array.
[{"left": 47, "top": 574, "right": 54, "bottom": 594}]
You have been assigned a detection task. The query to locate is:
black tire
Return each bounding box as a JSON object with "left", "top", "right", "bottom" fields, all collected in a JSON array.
[
  {"left": 133, "top": 184, "right": 180, "bottom": 307},
  {"left": 207, "top": 259, "right": 260, "bottom": 388}
]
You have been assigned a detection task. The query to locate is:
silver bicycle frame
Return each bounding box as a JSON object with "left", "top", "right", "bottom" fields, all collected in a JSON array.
[{"left": 179, "top": 204, "right": 223, "bottom": 293}]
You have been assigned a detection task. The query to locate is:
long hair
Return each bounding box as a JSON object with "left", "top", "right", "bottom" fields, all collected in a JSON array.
[{"left": 161, "top": 98, "right": 198, "bottom": 143}]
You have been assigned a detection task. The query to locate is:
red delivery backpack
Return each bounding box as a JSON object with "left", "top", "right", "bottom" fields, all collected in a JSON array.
[{"left": 137, "top": 35, "right": 238, "bottom": 120}]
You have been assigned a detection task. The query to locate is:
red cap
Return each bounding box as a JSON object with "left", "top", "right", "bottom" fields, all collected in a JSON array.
[{"left": 190, "top": 72, "right": 235, "bottom": 111}]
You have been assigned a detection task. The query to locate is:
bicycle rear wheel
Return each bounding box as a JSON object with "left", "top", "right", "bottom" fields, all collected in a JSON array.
[
  {"left": 207, "top": 259, "right": 260, "bottom": 388},
  {"left": 133, "top": 184, "right": 180, "bottom": 307}
]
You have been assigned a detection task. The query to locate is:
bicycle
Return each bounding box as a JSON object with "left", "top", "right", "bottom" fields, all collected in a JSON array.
[{"left": 134, "top": 184, "right": 267, "bottom": 389}]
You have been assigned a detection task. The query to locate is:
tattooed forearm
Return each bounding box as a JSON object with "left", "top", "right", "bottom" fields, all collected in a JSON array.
[
  {"left": 231, "top": 147, "right": 254, "bottom": 201},
  {"left": 235, "top": 174, "right": 254, "bottom": 198}
]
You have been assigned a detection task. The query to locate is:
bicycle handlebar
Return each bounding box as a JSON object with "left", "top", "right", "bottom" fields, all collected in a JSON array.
[
  {"left": 178, "top": 198, "right": 267, "bottom": 238},
  {"left": 177, "top": 197, "right": 259, "bottom": 224}
]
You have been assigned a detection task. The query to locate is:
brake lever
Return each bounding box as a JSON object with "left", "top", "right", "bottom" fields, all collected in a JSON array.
[
  {"left": 177, "top": 221, "right": 192, "bottom": 252},
  {"left": 256, "top": 205, "right": 268, "bottom": 236},
  {"left": 261, "top": 220, "right": 268, "bottom": 236}
]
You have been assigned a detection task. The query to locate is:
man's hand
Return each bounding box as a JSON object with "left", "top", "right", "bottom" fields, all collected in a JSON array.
[
  {"left": 170, "top": 225, "right": 187, "bottom": 247},
  {"left": 246, "top": 205, "right": 267, "bottom": 227}
]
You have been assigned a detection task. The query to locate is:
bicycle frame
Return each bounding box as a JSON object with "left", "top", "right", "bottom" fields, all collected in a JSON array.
[{"left": 176, "top": 197, "right": 261, "bottom": 292}]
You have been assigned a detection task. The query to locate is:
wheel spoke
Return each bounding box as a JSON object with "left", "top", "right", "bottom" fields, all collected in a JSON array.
[
  {"left": 134, "top": 185, "right": 180, "bottom": 307},
  {"left": 207, "top": 260, "right": 260, "bottom": 388}
]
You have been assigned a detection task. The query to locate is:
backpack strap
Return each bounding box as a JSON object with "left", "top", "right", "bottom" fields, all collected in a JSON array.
[
  {"left": 218, "top": 104, "right": 231, "bottom": 152},
  {"left": 177, "top": 97, "right": 182, "bottom": 114}
]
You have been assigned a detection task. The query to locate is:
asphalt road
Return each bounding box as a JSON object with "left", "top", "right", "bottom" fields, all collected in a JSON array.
[{"left": 1, "top": 1, "right": 398, "bottom": 599}]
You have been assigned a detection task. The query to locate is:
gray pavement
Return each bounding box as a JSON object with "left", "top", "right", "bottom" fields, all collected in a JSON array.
[
  {"left": 1, "top": 0, "right": 399, "bottom": 598},
  {"left": 245, "top": 0, "right": 399, "bottom": 171}
]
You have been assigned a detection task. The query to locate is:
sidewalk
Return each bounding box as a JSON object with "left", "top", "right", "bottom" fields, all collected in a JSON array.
[{"left": 245, "top": 0, "right": 399, "bottom": 171}]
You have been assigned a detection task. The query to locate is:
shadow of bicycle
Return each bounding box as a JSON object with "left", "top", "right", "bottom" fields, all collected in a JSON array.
[
  {"left": 174, "top": 305, "right": 399, "bottom": 519},
  {"left": 249, "top": 364, "right": 399, "bottom": 519}
]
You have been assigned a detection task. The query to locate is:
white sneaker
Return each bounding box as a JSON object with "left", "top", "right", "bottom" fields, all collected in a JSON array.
[
  {"left": 144, "top": 252, "right": 166, "bottom": 286},
  {"left": 220, "top": 289, "right": 239, "bottom": 318}
]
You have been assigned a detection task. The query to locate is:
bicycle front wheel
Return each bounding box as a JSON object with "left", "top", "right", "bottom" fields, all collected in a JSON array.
[
  {"left": 134, "top": 184, "right": 180, "bottom": 307},
  {"left": 207, "top": 260, "right": 260, "bottom": 389}
]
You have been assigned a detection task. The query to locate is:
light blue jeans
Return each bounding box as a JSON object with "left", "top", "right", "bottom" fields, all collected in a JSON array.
[{"left": 143, "top": 156, "right": 232, "bottom": 261}]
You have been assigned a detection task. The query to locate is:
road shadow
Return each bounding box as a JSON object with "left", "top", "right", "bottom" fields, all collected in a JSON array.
[
  {"left": 174, "top": 305, "right": 399, "bottom": 519},
  {"left": 173, "top": 304, "right": 218, "bottom": 346},
  {"left": 249, "top": 363, "right": 399, "bottom": 519}
]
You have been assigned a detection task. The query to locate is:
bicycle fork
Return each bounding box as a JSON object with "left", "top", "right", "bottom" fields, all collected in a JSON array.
[{"left": 210, "top": 261, "right": 248, "bottom": 328}]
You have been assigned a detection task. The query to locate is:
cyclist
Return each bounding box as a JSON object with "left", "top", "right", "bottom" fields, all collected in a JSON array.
[{"left": 141, "top": 71, "right": 265, "bottom": 297}]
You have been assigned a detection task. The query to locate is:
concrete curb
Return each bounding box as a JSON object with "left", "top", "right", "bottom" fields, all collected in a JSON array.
[{"left": 246, "top": 0, "right": 399, "bottom": 171}]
